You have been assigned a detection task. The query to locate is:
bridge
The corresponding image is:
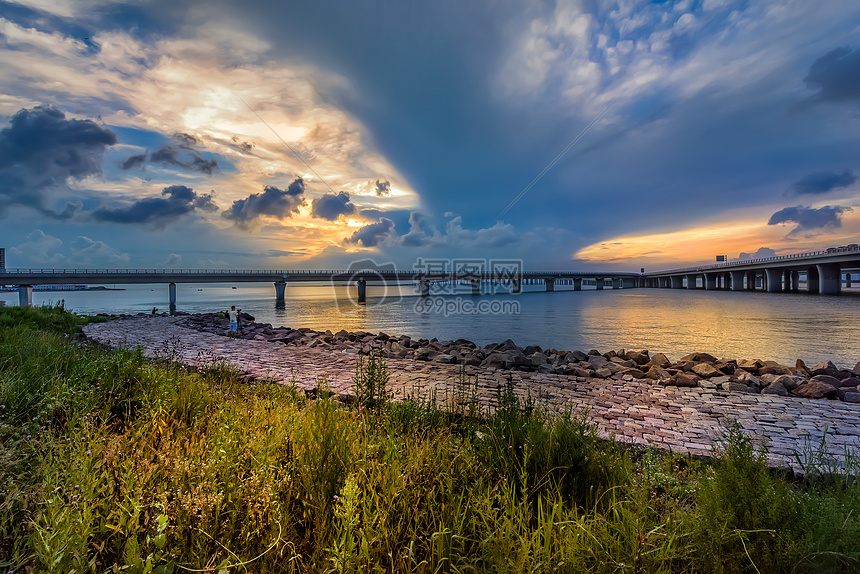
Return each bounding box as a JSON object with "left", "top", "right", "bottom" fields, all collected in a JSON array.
[
  {"left": 640, "top": 244, "right": 860, "bottom": 294},
  {"left": 2, "top": 244, "right": 859, "bottom": 309},
  {"left": 0, "top": 267, "right": 641, "bottom": 308}
]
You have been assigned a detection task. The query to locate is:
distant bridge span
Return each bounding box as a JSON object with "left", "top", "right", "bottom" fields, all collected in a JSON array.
[{"left": 0, "top": 268, "right": 641, "bottom": 307}]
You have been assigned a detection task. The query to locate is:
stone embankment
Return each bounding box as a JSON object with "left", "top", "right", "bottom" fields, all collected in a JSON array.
[
  {"left": 82, "top": 314, "right": 860, "bottom": 473},
  {"left": 185, "top": 313, "right": 860, "bottom": 404}
]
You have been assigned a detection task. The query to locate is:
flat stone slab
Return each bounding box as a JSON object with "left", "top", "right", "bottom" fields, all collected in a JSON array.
[{"left": 83, "top": 316, "right": 860, "bottom": 473}]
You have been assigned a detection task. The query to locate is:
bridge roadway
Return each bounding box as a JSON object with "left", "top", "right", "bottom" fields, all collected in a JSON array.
[
  {"left": 640, "top": 245, "right": 860, "bottom": 295},
  {"left": 0, "top": 268, "right": 641, "bottom": 307},
  {"left": 3, "top": 244, "right": 859, "bottom": 307}
]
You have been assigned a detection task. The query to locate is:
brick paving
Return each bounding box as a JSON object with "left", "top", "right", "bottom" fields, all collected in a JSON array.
[{"left": 83, "top": 316, "right": 860, "bottom": 472}]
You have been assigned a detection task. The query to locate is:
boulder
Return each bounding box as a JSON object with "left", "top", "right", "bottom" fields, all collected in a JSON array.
[
  {"left": 433, "top": 354, "right": 457, "bottom": 364},
  {"left": 811, "top": 360, "right": 839, "bottom": 377},
  {"left": 772, "top": 374, "right": 802, "bottom": 391},
  {"left": 792, "top": 381, "right": 838, "bottom": 399},
  {"left": 563, "top": 365, "right": 591, "bottom": 378},
  {"left": 594, "top": 367, "right": 613, "bottom": 378},
  {"left": 529, "top": 352, "right": 549, "bottom": 366},
  {"left": 588, "top": 355, "right": 611, "bottom": 369},
  {"left": 762, "top": 381, "right": 789, "bottom": 396},
  {"left": 570, "top": 350, "right": 589, "bottom": 362},
  {"left": 738, "top": 359, "right": 763, "bottom": 372},
  {"left": 414, "top": 347, "right": 437, "bottom": 361},
  {"left": 839, "top": 376, "right": 860, "bottom": 388},
  {"left": 609, "top": 357, "right": 637, "bottom": 368},
  {"left": 809, "top": 374, "right": 842, "bottom": 387},
  {"left": 680, "top": 352, "right": 718, "bottom": 363},
  {"left": 759, "top": 364, "right": 793, "bottom": 376},
  {"left": 853, "top": 361, "right": 860, "bottom": 376},
  {"left": 646, "top": 366, "right": 672, "bottom": 381},
  {"left": 651, "top": 353, "right": 672, "bottom": 368},
  {"left": 692, "top": 363, "right": 721, "bottom": 378},
  {"left": 715, "top": 361, "right": 737, "bottom": 374},
  {"left": 497, "top": 339, "right": 522, "bottom": 353},
  {"left": 794, "top": 359, "right": 811, "bottom": 377},
  {"left": 723, "top": 382, "right": 751, "bottom": 393},
  {"left": 627, "top": 350, "right": 650, "bottom": 365},
  {"left": 836, "top": 387, "right": 858, "bottom": 401},
  {"left": 523, "top": 344, "right": 543, "bottom": 355},
  {"left": 620, "top": 367, "right": 647, "bottom": 379},
  {"left": 672, "top": 373, "right": 700, "bottom": 387},
  {"left": 844, "top": 392, "right": 860, "bottom": 403},
  {"left": 462, "top": 353, "right": 483, "bottom": 366},
  {"left": 537, "top": 364, "right": 557, "bottom": 374}
]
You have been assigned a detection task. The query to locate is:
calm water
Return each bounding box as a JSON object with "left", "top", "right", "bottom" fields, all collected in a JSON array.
[{"left": 4, "top": 283, "right": 859, "bottom": 367}]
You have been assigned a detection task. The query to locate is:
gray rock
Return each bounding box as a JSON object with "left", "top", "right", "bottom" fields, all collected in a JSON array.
[
  {"left": 692, "top": 363, "right": 721, "bottom": 378},
  {"left": 809, "top": 374, "right": 842, "bottom": 387},
  {"left": 673, "top": 373, "right": 700, "bottom": 387},
  {"left": 762, "top": 382, "right": 788, "bottom": 396},
  {"left": 588, "top": 355, "right": 611, "bottom": 369},
  {"left": 793, "top": 381, "right": 837, "bottom": 399},
  {"left": 570, "top": 350, "right": 589, "bottom": 362},
  {"left": 434, "top": 354, "right": 457, "bottom": 364},
  {"left": 811, "top": 360, "right": 839, "bottom": 377},
  {"left": 650, "top": 353, "right": 672, "bottom": 368},
  {"left": 843, "top": 392, "right": 860, "bottom": 403}
]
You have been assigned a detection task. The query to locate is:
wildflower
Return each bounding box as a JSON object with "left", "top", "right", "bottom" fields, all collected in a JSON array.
[{"left": 86, "top": 450, "right": 91, "bottom": 455}]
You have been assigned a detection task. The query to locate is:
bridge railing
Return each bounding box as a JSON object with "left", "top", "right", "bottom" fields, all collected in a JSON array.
[
  {"left": 1, "top": 268, "right": 641, "bottom": 277},
  {"left": 650, "top": 245, "right": 860, "bottom": 275}
]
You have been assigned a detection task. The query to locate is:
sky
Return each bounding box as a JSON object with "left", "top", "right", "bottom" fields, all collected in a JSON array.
[{"left": 0, "top": 0, "right": 859, "bottom": 272}]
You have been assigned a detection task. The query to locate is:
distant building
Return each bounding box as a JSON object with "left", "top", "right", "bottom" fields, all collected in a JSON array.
[
  {"left": 0, "top": 247, "right": 5, "bottom": 271},
  {"left": 716, "top": 255, "right": 727, "bottom": 262}
]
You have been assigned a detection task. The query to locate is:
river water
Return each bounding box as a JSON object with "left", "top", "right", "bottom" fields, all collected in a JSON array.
[{"left": 4, "top": 282, "right": 859, "bottom": 367}]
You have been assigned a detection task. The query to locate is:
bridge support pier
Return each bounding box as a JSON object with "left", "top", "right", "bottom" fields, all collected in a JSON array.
[
  {"left": 846, "top": 273, "right": 852, "bottom": 288},
  {"left": 686, "top": 274, "right": 698, "bottom": 289},
  {"left": 765, "top": 268, "right": 782, "bottom": 293},
  {"left": 595, "top": 277, "right": 604, "bottom": 290},
  {"left": 704, "top": 273, "right": 717, "bottom": 290},
  {"left": 790, "top": 271, "right": 799, "bottom": 292},
  {"left": 573, "top": 278, "right": 582, "bottom": 291},
  {"left": 544, "top": 278, "right": 555, "bottom": 292},
  {"left": 357, "top": 279, "right": 367, "bottom": 303},
  {"left": 670, "top": 276, "right": 683, "bottom": 289},
  {"left": 168, "top": 282, "right": 177, "bottom": 314},
  {"left": 817, "top": 263, "right": 841, "bottom": 295},
  {"left": 274, "top": 281, "right": 286, "bottom": 301},
  {"left": 806, "top": 267, "right": 819, "bottom": 293},
  {"left": 18, "top": 285, "right": 33, "bottom": 307},
  {"left": 420, "top": 279, "right": 430, "bottom": 296},
  {"left": 612, "top": 278, "right": 621, "bottom": 289},
  {"left": 472, "top": 279, "right": 481, "bottom": 295}
]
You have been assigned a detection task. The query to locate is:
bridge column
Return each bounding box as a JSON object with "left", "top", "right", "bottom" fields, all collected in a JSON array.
[
  {"left": 670, "top": 276, "right": 683, "bottom": 289},
  {"left": 357, "top": 279, "right": 367, "bottom": 303},
  {"left": 420, "top": 279, "right": 430, "bottom": 296},
  {"left": 790, "top": 271, "right": 799, "bottom": 292},
  {"left": 806, "top": 267, "right": 819, "bottom": 293},
  {"left": 704, "top": 273, "right": 717, "bottom": 290},
  {"left": 545, "top": 278, "right": 555, "bottom": 292},
  {"left": 686, "top": 274, "right": 698, "bottom": 289},
  {"left": 612, "top": 278, "right": 621, "bottom": 289},
  {"left": 472, "top": 279, "right": 481, "bottom": 295},
  {"left": 783, "top": 269, "right": 791, "bottom": 292},
  {"left": 817, "top": 263, "right": 841, "bottom": 295},
  {"left": 594, "top": 277, "right": 604, "bottom": 290},
  {"left": 845, "top": 272, "right": 852, "bottom": 288},
  {"left": 274, "top": 281, "right": 286, "bottom": 301},
  {"left": 745, "top": 271, "right": 756, "bottom": 290},
  {"left": 168, "top": 282, "right": 177, "bottom": 313},
  {"left": 573, "top": 278, "right": 582, "bottom": 291},
  {"left": 764, "top": 268, "right": 782, "bottom": 293},
  {"left": 18, "top": 285, "right": 33, "bottom": 307}
]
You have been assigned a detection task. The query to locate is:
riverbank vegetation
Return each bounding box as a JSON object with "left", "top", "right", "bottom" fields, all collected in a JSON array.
[{"left": 1, "top": 306, "right": 859, "bottom": 573}]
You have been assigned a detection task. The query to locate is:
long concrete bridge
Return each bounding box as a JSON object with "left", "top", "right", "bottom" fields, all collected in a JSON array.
[
  {"left": 2, "top": 244, "right": 859, "bottom": 308},
  {"left": 0, "top": 268, "right": 641, "bottom": 307},
  {"left": 641, "top": 245, "right": 860, "bottom": 295}
]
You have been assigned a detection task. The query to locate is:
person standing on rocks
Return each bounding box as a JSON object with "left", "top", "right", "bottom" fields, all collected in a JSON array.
[{"left": 228, "top": 305, "right": 241, "bottom": 336}]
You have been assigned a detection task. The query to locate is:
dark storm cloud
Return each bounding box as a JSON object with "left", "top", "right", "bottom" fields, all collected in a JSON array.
[
  {"left": 311, "top": 191, "right": 356, "bottom": 220},
  {"left": 767, "top": 205, "right": 852, "bottom": 236},
  {"left": 121, "top": 153, "right": 148, "bottom": 170},
  {"left": 92, "top": 185, "right": 217, "bottom": 227},
  {"left": 0, "top": 105, "right": 116, "bottom": 218},
  {"left": 375, "top": 179, "right": 391, "bottom": 196},
  {"left": 143, "top": 133, "right": 219, "bottom": 175},
  {"left": 805, "top": 46, "right": 860, "bottom": 103},
  {"left": 346, "top": 217, "right": 395, "bottom": 247},
  {"left": 222, "top": 178, "right": 307, "bottom": 228},
  {"left": 786, "top": 169, "right": 856, "bottom": 196}
]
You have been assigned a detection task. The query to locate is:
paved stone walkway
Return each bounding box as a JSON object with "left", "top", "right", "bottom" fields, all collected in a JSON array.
[{"left": 83, "top": 316, "right": 860, "bottom": 472}]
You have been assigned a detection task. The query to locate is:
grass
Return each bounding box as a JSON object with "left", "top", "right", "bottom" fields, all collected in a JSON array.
[{"left": 0, "top": 305, "right": 858, "bottom": 572}]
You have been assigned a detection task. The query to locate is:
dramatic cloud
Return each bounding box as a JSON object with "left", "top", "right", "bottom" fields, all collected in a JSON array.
[
  {"left": 92, "top": 185, "right": 217, "bottom": 227},
  {"left": 805, "top": 46, "right": 860, "bottom": 103},
  {"left": 737, "top": 247, "right": 776, "bottom": 260},
  {"left": 120, "top": 153, "right": 148, "bottom": 170},
  {"left": 767, "top": 205, "right": 852, "bottom": 237},
  {"left": 375, "top": 179, "right": 391, "bottom": 196},
  {"left": 444, "top": 215, "right": 518, "bottom": 249},
  {"left": 222, "top": 178, "right": 307, "bottom": 228},
  {"left": 311, "top": 191, "right": 356, "bottom": 220},
  {"left": 346, "top": 217, "right": 395, "bottom": 247},
  {"left": 786, "top": 169, "right": 856, "bottom": 196},
  {"left": 400, "top": 211, "right": 438, "bottom": 247},
  {"left": 121, "top": 133, "right": 219, "bottom": 175},
  {"left": 0, "top": 105, "right": 116, "bottom": 218}
]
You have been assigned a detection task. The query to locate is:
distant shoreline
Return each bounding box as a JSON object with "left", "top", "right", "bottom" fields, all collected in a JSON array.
[{"left": 0, "top": 286, "right": 126, "bottom": 292}]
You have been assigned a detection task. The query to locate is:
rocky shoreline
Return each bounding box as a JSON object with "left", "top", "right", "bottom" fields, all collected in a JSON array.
[{"left": 173, "top": 312, "right": 860, "bottom": 403}]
